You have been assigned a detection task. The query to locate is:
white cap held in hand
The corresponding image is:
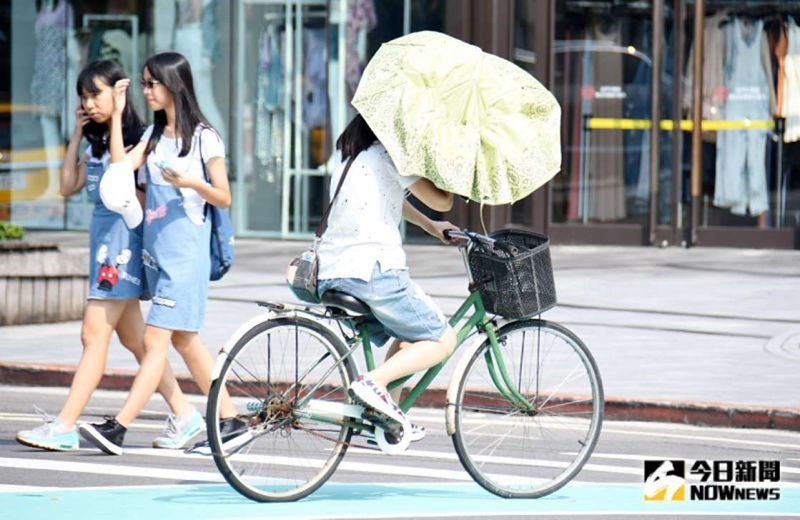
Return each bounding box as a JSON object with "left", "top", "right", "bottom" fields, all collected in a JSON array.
[{"left": 99, "top": 161, "right": 143, "bottom": 229}]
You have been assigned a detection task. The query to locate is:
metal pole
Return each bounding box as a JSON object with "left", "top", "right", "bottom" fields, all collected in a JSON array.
[
  {"left": 648, "top": 0, "right": 664, "bottom": 245},
  {"left": 775, "top": 116, "right": 786, "bottom": 228},
  {"left": 689, "top": 0, "right": 704, "bottom": 246},
  {"left": 672, "top": 0, "right": 684, "bottom": 245}
]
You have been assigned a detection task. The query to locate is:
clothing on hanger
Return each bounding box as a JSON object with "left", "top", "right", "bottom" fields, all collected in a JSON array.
[
  {"left": 715, "top": 17, "right": 770, "bottom": 217},
  {"left": 781, "top": 17, "right": 800, "bottom": 143},
  {"left": 346, "top": 0, "right": 377, "bottom": 98},
  {"left": 31, "top": 0, "right": 72, "bottom": 116}
]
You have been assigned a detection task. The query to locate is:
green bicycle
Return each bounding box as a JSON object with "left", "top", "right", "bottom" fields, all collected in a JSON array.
[{"left": 205, "top": 229, "right": 604, "bottom": 502}]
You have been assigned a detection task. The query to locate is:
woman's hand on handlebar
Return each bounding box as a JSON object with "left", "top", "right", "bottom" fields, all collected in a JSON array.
[{"left": 428, "top": 220, "right": 464, "bottom": 245}]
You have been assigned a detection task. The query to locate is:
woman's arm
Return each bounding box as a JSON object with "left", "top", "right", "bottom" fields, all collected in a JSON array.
[
  {"left": 162, "top": 156, "right": 231, "bottom": 208},
  {"left": 59, "top": 106, "right": 89, "bottom": 197},
  {"left": 110, "top": 79, "right": 147, "bottom": 169},
  {"left": 407, "top": 178, "right": 454, "bottom": 212},
  {"left": 403, "top": 200, "right": 458, "bottom": 244}
]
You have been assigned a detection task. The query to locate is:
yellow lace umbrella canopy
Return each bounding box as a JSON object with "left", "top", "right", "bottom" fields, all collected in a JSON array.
[{"left": 352, "top": 31, "right": 562, "bottom": 205}]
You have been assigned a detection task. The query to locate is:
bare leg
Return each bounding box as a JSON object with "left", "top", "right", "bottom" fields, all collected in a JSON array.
[
  {"left": 115, "top": 301, "right": 193, "bottom": 417},
  {"left": 115, "top": 325, "right": 172, "bottom": 428},
  {"left": 171, "top": 331, "right": 237, "bottom": 419},
  {"left": 370, "top": 326, "right": 457, "bottom": 390},
  {"left": 384, "top": 340, "right": 404, "bottom": 404},
  {"left": 57, "top": 300, "right": 127, "bottom": 427}
]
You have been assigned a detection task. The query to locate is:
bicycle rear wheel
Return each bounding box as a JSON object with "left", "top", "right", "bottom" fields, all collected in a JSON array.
[
  {"left": 451, "top": 319, "right": 603, "bottom": 498},
  {"left": 206, "top": 316, "right": 357, "bottom": 502}
]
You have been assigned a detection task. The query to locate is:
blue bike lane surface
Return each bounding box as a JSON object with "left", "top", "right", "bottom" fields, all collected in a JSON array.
[{"left": 3, "top": 481, "right": 799, "bottom": 519}]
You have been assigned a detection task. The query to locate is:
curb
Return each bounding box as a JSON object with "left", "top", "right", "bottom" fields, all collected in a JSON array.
[{"left": 2, "top": 361, "right": 799, "bottom": 432}]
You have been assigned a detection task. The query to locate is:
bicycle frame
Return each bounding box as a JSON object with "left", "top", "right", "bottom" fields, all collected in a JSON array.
[{"left": 357, "top": 289, "right": 534, "bottom": 413}]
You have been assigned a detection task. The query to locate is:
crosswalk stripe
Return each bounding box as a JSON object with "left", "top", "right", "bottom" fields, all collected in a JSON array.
[{"left": 0, "top": 456, "right": 223, "bottom": 482}]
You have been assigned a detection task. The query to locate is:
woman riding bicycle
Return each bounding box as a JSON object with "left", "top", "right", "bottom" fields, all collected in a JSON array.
[{"left": 317, "top": 114, "right": 459, "bottom": 437}]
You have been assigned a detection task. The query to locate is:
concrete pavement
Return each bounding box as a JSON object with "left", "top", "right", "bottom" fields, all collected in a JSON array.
[{"left": 2, "top": 231, "right": 799, "bottom": 430}]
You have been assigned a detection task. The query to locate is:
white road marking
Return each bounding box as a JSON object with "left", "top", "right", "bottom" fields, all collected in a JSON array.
[{"left": 0, "top": 457, "right": 223, "bottom": 482}]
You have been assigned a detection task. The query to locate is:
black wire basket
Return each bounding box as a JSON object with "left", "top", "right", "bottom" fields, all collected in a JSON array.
[{"left": 467, "top": 229, "right": 557, "bottom": 319}]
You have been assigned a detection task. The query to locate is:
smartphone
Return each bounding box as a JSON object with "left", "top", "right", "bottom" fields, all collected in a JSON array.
[{"left": 156, "top": 160, "right": 171, "bottom": 170}]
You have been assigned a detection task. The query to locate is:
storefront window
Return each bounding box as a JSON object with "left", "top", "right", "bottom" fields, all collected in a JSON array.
[
  {"left": 685, "top": 3, "right": 799, "bottom": 230},
  {"left": 552, "top": 1, "right": 657, "bottom": 227},
  {"left": 1, "top": 0, "right": 230, "bottom": 231}
]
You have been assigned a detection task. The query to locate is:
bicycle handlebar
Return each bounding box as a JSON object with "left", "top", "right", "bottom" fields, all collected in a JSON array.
[{"left": 444, "top": 228, "right": 496, "bottom": 246}]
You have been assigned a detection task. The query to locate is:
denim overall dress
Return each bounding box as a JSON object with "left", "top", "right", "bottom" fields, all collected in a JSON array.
[
  {"left": 85, "top": 152, "right": 145, "bottom": 300},
  {"left": 141, "top": 163, "right": 211, "bottom": 332},
  {"left": 715, "top": 18, "right": 770, "bottom": 216}
]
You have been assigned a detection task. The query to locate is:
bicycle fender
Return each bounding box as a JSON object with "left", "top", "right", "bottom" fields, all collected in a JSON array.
[{"left": 444, "top": 335, "right": 486, "bottom": 436}]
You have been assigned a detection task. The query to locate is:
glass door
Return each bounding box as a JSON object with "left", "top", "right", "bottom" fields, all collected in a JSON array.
[
  {"left": 550, "top": 0, "right": 657, "bottom": 244},
  {"left": 234, "top": 0, "right": 347, "bottom": 238}
]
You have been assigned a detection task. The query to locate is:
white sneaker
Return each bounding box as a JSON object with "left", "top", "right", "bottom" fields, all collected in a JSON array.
[
  {"left": 365, "top": 422, "right": 426, "bottom": 444},
  {"left": 152, "top": 408, "right": 204, "bottom": 449},
  {"left": 16, "top": 407, "right": 79, "bottom": 452},
  {"left": 349, "top": 375, "right": 407, "bottom": 425}
]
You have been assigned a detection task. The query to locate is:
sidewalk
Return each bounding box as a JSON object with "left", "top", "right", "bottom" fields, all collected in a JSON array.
[{"left": 2, "top": 231, "right": 799, "bottom": 430}]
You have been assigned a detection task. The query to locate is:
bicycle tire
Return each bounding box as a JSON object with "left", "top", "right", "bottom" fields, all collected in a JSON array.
[
  {"left": 451, "top": 319, "right": 603, "bottom": 498},
  {"left": 207, "top": 315, "right": 357, "bottom": 502}
]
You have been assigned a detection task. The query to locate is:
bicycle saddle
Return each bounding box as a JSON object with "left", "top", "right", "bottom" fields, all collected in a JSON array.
[{"left": 320, "top": 290, "right": 370, "bottom": 317}]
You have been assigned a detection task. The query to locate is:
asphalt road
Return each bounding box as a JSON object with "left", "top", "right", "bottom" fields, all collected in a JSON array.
[{"left": 0, "top": 385, "right": 798, "bottom": 519}]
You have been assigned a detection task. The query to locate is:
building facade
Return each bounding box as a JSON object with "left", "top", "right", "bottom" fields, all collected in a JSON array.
[{"left": 1, "top": 0, "right": 798, "bottom": 248}]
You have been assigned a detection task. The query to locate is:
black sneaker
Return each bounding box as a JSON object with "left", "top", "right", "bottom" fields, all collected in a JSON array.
[
  {"left": 185, "top": 417, "right": 252, "bottom": 455},
  {"left": 219, "top": 417, "right": 252, "bottom": 452},
  {"left": 79, "top": 418, "right": 126, "bottom": 455}
]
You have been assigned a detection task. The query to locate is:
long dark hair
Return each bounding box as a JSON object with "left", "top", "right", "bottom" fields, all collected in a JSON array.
[
  {"left": 143, "top": 52, "right": 213, "bottom": 157},
  {"left": 77, "top": 60, "right": 144, "bottom": 158},
  {"left": 336, "top": 114, "right": 377, "bottom": 161}
]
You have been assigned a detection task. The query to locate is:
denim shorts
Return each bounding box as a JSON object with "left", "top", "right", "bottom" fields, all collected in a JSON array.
[{"left": 317, "top": 264, "right": 449, "bottom": 347}]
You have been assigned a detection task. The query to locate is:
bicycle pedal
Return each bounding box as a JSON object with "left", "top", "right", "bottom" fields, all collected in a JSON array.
[{"left": 361, "top": 407, "right": 402, "bottom": 434}]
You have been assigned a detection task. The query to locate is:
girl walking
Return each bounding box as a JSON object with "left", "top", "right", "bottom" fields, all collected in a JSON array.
[
  {"left": 15, "top": 60, "right": 202, "bottom": 452},
  {"left": 79, "top": 52, "right": 241, "bottom": 455}
]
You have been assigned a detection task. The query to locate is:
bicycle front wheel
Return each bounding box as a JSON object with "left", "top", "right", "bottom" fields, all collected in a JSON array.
[
  {"left": 452, "top": 319, "right": 603, "bottom": 498},
  {"left": 207, "top": 316, "right": 357, "bottom": 502}
]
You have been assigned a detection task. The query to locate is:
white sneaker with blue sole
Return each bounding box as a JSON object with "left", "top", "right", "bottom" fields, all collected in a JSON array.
[
  {"left": 16, "top": 407, "right": 79, "bottom": 452},
  {"left": 152, "top": 408, "right": 205, "bottom": 449}
]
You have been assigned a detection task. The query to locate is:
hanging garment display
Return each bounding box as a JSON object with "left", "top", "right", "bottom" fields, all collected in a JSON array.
[
  {"left": 346, "top": 0, "right": 377, "bottom": 98},
  {"left": 715, "top": 18, "right": 771, "bottom": 217},
  {"left": 682, "top": 11, "right": 728, "bottom": 136},
  {"left": 255, "top": 24, "right": 284, "bottom": 173},
  {"left": 781, "top": 18, "right": 800, "bottom": 143},
  {"left": 174, "top": 0, "right": 227, "bottom": 138},
  {"left": 303, "top": 28, "right": 327, "bottom": 131},
  {"left": 31, "top": 0, "right": 71, "bottom": 116}
]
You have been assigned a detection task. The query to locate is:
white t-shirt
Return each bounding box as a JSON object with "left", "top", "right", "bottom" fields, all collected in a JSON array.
[
  {"left": 317, "top": 143, "right": 419, "bottom": 282},
  {"left": 139, "top": 124, "right": 225, "bottom": 225}
]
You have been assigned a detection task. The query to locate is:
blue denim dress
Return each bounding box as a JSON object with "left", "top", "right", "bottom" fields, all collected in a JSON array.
[
  {"left": 85, "top": 153, "right": 146, "bottom": 300},
  {"left": 141, "top": 166, "right": 211, "bottom": 332}
]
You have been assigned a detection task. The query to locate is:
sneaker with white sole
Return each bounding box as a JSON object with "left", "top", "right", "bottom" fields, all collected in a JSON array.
[
  {"left": 365, "top": 422, "right": 426, "bottom": 444},
  {"left": 16, "top": 407, "right": 79, "bottom": 452},
  {"left": 348, "top": 375, "right": 408, "bottom": 426},
  {"left": 152, "top": 408, "right": 204, "bottom": 449},
  {"left": 184, "top": 417, "right": 252, "bottom": 455},
  {"left": 79, "top": 417, "right": 126, "bottom": 455}
]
